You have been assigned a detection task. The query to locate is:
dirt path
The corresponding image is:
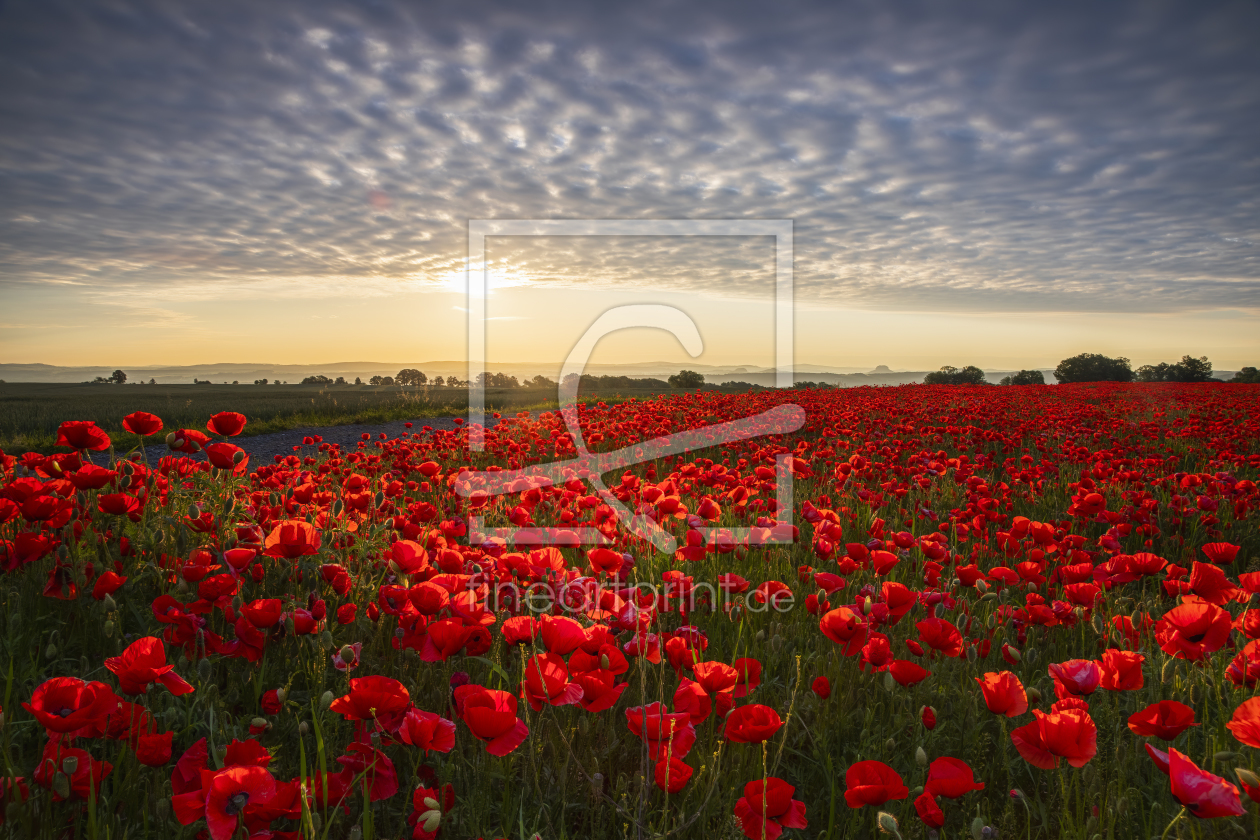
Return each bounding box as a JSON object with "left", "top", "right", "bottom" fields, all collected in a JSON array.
[{"left": 138, "top": 413, "right": 532, "bottom": 466}]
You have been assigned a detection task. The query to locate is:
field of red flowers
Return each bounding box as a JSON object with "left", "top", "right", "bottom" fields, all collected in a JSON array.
[{"left": 2, "top": 382, "right": 1259, "bottom": 840}]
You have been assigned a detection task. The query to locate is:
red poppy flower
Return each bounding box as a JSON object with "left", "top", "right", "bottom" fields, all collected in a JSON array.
[
  {"left": 1169, "top": 748, "right": 1246, "bottom": 818},
  {"left": 136, "top": 731, "right": 174, "bottom": 767},
  {"left": 420, "top": 617, "right": 473, "bottom": 663},
  {"left": 732, "top": 658, "right": 762, "bottom": 697},
  {"left": 925, "top": 756, "right": 985, "bottom": 799},
  {"left": 654, "top": 757, "right": 694, "bottom": 794},
  {"left": 733, "top": 777, "right": 808, "bottom": 840},
  {"left": 915, "top": 791, "right": 945, "bottom": 829},
  {"left": 206, "top": 411, "right": 247, "bottom": 437},
  {"left": 811, "top": 676, "right": 831, "bottom": 699},
  {"left": 574, "top": 669, "right": 630, "bottom": 713},
  {"left": 263, "top": 520, "right": 321, "bottom": 559},
  {"left": 92, "top": 570, "right": 127, "bottom": 600},
  {"left": 69, "top": 463, "right": 117, "bottom": 490},
  {"left": 105, "top": 637, "right": 194, "bottom": 696},
  {"left": 240, "top": 599, "right": 283, "bottom": 629},
  {"left": 1187, "top": 562, "right": 1244, "bottom": 605},
  {"left": 1097, "top": 649, "right": 1144, "bottom": 691},
  {"left": 205, "top": 442, "right": 247, "bottom": 471},
  {"left": 844, "top": 760, "right": 909, "bottom": 808},
  {"left": 181, "top": 765, "right": 277, "bottom": 840},
  {"left": 916, "top": 618, "right": 964, "bottom": 657},
  {"left": 328, "top": 676, "right": 410, "bottom": 721},
  {"left": 625, "top": 702, "right": 696, "bottom": 760},
  {"left": 1155, "top": 601, "right": 1232, "bottom": 661},
  {"left": 168, "top": 428, "right": 211, "bottom": 453},
  {"left": 1202, "top": 542, "right": 1240, "bottom": 565},
  {"left": 23, "top": 677, "right": 120, "bottom": 736},
  {"left": 33, "top": 740, "right": 112, "bottom": 802},
  {"left": 456, "top": 686, "right": 529, "bottom": 756},
  {"left": 521, "top": 652, "right": 583, "bottom": 711},
  {"left": 1048, "top": 659, "right": 1100, "bottom": 697},
  {"left": 337, "top": 742, "right": 398, "bottom": 802},
  {"left": 56, "top": 420, "right": 111, "bottom": 451},
  {"left": 819, "top": 607, "right": 867, "bottom": 655},
  {"left": 1227, "top": 697, "right": 1260, "bottom": 748},
  {"left": 1010, "top": 703, "right": 1097, "bottom": 769},
  {"left": 889, "top": 659, "right": 931, "bottom": 686},
  {"left": 1128, "top": 701, "right": 1198, "bottom": 741},
  {"left": 975, "top": 671, "right": 1028, "bottom": 717},
  {"left": 398, "top": 708, "right": 457, "bottom": 753},
  {"left": 724, "top": 704, "right": 784, "bottom": 744},
  {"left": 539, "top": 614, "right": 586, "bottom": 655},
  {"left": 122, "top": 411, "right": 163, "bottom": 436}
]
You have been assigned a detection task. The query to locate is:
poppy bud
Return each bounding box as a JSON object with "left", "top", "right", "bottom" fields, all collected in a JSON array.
[
  {"left": 885, "top": 737, "right": 896, "bottom": 752},
  {"left": 770, "top": 636, "right": 784, "bottom": 651},
  {"left": 333, "top": 499, "right": 345, "bottom": 517},
  {"left": 1214, "top": 751, "right": 1240, "bottom": 763},
  {"left": 970, "top": 817, "right": 985, "bottom": 840},
  {"left": 154, "top": 798, "right": 170, "bottom": 821},
  {"left": 275, "top": 687, "right": 286, "bottom": 703},
  {"left": 755, "top": 630, "right": 766, "bottom": 643},
  {"left": 1115, "top": 795, "right": 1127, "bottom": 815},
  {"left": 877, "top": 811, "right": 903, "bottom": 838},
  {"left": 61, "top": 756, "right": 78, "bottom": 775},
  {"left": 103, "top": 620, "right": 115, "bottom": 638},
  {"left": 966, "top": 644, "right": 977, "bottom": 662},
  {"left": 883, "top": 671, "right": 895, "bottom": 692},
  {"left": 975, "top": 579, "right": 989, "bottom": 594},
  {"left": 320, "top": 690, "right": 334, "bottom": 710},
  {"left": 299, "top": 721, "right": 310, "bottom": 736},
  {"left": 1026, "top": 687, "right": 1041, "bottom": 703},
  {"left": 916, "top": 746, "right": 928, "bottom": 767},
  {"left": 421, "top": 810, "right": 441, "bottom": 833},
  {"left": 374, "top": 491, "right": 385, "bottom": 508},
  {"left": 165, "top": 432, "right": 177, "bottom": 448},
  {"left": 53, "top": 772, "right": 71, "bottom": 800},
  {"left": 921, "top": 706, "right": 937, "bottom": 730},
  {"left": 863, "top": 595, "right": 874, "bottom": 615},
  {"left": 232, "top": 450, "right": 245, "bottom": 465},
  {"left": 1024, "top": 647, "right": 1037, "bottom": 665},
  {"left": 102, "top": 593, "right": 117, "bottom": 612},
  {"left": 285, "top": 615, "right": 296, "bottom": 635},
  {"left": 45, "top": 642, "right": 57, "bottom": 660},
  {"left": 1237, "top": 768, "right": 1260, "bottom": 788},
  {"left": 321, "top": 630, "right": 334, "bottom": 648},
  {"left": 600, "top": 653, "right": 611, "bottom": 670},
  {"left": 251, "top": 717, "right": 270, "bottom": 732}
]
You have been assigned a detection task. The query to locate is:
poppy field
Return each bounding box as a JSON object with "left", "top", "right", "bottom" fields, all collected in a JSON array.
[{"left": 2, "top": 382, "right": 1260, "bottom": 840}]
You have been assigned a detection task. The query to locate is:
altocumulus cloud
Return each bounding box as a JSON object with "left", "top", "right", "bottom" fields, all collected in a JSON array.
[{"left": 0, "top": 0, "right": 1257, "bottom": 313}]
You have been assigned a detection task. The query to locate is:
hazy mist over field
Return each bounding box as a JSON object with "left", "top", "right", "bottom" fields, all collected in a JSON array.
[{"left": 1, "top": 0, "right": 1258, "bottom": 370}]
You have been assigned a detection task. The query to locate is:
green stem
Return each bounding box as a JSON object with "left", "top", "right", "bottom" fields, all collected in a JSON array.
[{"left": 1160, "top": 806, "right": 1186, "bottom": 840}]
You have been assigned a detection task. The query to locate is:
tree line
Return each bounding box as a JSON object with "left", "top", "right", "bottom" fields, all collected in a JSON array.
[{"left": 924, "top": 353, "right": 1259, "bottom": 385}]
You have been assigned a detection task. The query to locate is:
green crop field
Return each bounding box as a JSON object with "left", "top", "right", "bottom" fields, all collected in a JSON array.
[{"left": 0, "top": 380, "right": 757, "bottom": 454}]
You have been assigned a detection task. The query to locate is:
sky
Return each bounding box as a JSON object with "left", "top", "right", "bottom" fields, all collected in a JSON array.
[{"left": 1, "top": 0, "right": 1258, "bottom": 372}]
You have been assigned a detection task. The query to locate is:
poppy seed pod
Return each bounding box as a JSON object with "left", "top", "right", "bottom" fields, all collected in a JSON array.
[
  {"left": 340, "top": 645, "right": 357, "bottom": 664},
  {"left": 232, "top": 449, "right": 245, "bottom": 465},
  {"left": 61, "top": 756, "right": 78, "bottom": 775},
  {"left": 916, "top": 746, "right": 928, "bottom": 767}
]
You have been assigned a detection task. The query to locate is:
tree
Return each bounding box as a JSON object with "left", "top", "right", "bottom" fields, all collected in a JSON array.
[
  {"left": 369, "top": 376, "right": 383, "bottom": 385},
  {"left": 432, "top": 375, "right": 445, "bottom": 386},
  {"left": 924, "top": 365, "right": 987, "bottom": 385},
  {"left": 301, "top": 374, "right": 332, "bottom": 385},
  {"left": 1135, "top": 355, "right": 1214, "bottom": 383},
  {"left": 525, "top": 374, "right": 556, "bottom": 388},
  {"left": 254, "top": 378, "right": 269, "bottom": 385},
  {"left": 354, "top": 377, "right": 362, "bottom": 385},
  {"left": 668, "top": 370, "right": 705, "bottom": 389},
  {"left": 149, "top": 378, "right": 155, "bottom": 385},
  {"left": 396, "top": 368, "right": 427, "bottom": 386},
  {"left": 1230, "top": 366, "right": 1260, "bottom": 383},
  {"left": 110, "top": 369, "right": 127, "bottom": 384},
  {"left": 1006, "top": 369, "right": 1045, "bottom": 385},
  {"left": 334, "top": 376, "right": 346, "bottom": 385},
  {"left": 1053, "top": 353, "right": 1133, "bottom": 384}
]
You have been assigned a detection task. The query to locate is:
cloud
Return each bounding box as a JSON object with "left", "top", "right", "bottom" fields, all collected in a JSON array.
[{"left": 0, "top": 0, "right": 1257, "bottom": 315}]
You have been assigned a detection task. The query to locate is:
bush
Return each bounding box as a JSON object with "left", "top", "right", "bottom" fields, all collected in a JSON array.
[
  {"left": 301, "top": 375, "right": 332, "bottom": 385},
  {"left": 1054, "top": 353, "right": 1133, "bottom": 384},
  {"left": 667, "top": 369, "right": 705, "bottom": 389},
  {"left": 924, "top": 365, "right": 987, "bottom": 385}
]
